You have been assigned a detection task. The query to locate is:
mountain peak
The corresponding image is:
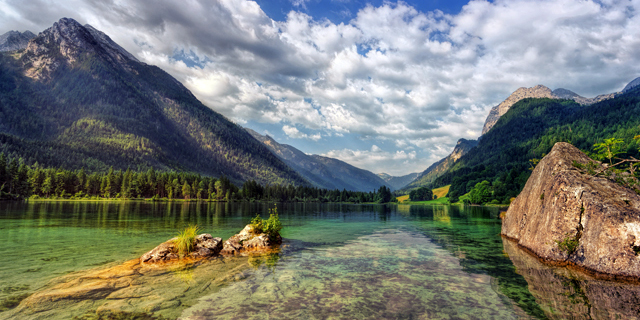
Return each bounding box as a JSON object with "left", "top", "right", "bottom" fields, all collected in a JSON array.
[
  {"left": 481, "top": 85, "right": 556, "bottom": 135},
  {"left": 0, "top": 30, "right": 36, "bottom": 52},
  {"left": 481, "top": 83, "right": 619, "bottom": 136},
  {"left": 22, "top": 17, "right": 138, "bottom": 80}
]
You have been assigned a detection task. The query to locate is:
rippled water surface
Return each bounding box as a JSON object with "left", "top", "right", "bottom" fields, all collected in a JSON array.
[{"left": 1, "top": 201, "right": 638, "bottom": 319}]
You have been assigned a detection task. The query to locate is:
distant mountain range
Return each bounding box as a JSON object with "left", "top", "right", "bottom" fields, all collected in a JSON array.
[
  {"left": 401, "top": 139, "right": 477, "bottom": 191},
  {"left": 0, "top": 18, "right": 306, "bottom": 186},
  {"left": 246, "top": 129, "right": 393, "bottom": 192},
  {"left": 0, "top": 30, "right": 35, "bottom": 52},
  {"left": 420, "top": 77, "right": 640, "bottom": 203},
  {"left": 406, "top": 78, "right": 640, "bottom": 193},
  {"left": 376, "top": 172, "right": 419, "bottom": 190}
]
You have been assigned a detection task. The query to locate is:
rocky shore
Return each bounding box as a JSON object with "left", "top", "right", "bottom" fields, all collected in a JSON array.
[{"left": 502, "top": 142, "right": 640, "bottom": 280}]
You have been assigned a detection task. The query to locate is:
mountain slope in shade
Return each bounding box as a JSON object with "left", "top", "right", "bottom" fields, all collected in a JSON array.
[
  {"left": 402, "top": 138, "right": 478, "bottom": 191},
  {"left": 377, "top": 172, "right": 419, "bottom": 190},
  {"left": 246, "top": 129, "right": 392, "bottom": 192},
  {"left": 481, "top": 85, "right": 617, "bottom": 135},
  {"left": 0, "top": 30, "right": 35, "bottom": 52},
  {"left": 0, "top": 18, "right": 306, "bottom": 186}
]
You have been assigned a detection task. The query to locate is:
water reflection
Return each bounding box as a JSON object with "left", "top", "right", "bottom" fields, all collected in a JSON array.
[{"left": 503, "top": 238, "right": 640, "bottom": 319}]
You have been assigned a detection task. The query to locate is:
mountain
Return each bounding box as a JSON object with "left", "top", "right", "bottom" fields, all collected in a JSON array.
[
  {"left": 623, "top": 77, "right": 640, "bottom": 92},
  {"left": 430, "top": 83, "right": 640, "bottom": 203},
  {"left": 0, "top": 18, "right": 307, "bottom": 186},
  {"left": 481, "top": 85, "right": 617, "bottom": 135},
  {"left": 0, "top": 30, "right": 35, "bottom": 52},
  {"left": 402, "top": 138, "right": 477, "bottom": 191},
  {"left": 376, "top": 172, "right": 419, "bottom": 190},
  {"left": 246, "top": 129, "right": 392, "bottom": 192}
]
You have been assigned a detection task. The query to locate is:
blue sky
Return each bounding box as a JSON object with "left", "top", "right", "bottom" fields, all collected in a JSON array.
[
  {"left": 255, "top": 0, "right": 475, "bottom": 24},
  {"left": 2, "top": 0, "right": 639, "bottom": 176}
]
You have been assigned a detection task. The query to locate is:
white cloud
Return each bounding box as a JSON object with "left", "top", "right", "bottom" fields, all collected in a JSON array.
[
  {"left": 282, "top": 125, "right": 322, "bottom": 141},
  {"left": 323, "top": 145, "right": 420, "bottom": 175},
  {"left": 3, "top": 0, "right": 640, "bottom": 175}
]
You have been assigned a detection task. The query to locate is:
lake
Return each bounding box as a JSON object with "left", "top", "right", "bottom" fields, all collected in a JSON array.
[{"left": 0, "top": 201, "right": 639, "bottom": 319}]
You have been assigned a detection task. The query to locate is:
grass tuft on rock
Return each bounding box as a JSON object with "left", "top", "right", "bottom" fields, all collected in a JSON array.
[{"left": 173, "top": 225, "right": 201, "bottom": 257}]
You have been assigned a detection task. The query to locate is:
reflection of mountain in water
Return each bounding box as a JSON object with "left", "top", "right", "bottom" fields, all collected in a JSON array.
[
  {"left": 400, "top": 205, "right": 548, "bottom": 319},
  {"left": 503, "top": 238, "right": 640, "bottom": 319}
]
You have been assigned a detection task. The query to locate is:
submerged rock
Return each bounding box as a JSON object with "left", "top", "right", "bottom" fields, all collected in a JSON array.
[{"left": 502, "top": 142, "right": 640, "bottom": 279}]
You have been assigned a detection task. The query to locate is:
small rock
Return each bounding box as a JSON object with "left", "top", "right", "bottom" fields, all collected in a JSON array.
[{"left": 140, "top": 238, "right": 178, "bottom": 263}]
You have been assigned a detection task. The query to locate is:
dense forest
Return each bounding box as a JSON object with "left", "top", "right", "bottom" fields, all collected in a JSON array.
[
  {"left": 0, "top": 152, "right": 395, "bottom": 203},
  {"left": 433, "top": 86, "right": 640, "bottom": 204}
]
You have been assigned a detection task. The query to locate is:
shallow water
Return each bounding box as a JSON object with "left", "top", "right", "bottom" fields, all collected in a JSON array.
[{"left": 0, "top": 201, "right": 637, "bottom": 319}]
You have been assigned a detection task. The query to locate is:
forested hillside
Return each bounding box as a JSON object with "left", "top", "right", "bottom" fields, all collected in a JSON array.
[
  {"left": 432, "top": 86, "right": 640, "bottom": 204},
  {"left": 0, "top": 18, "right": 306, "bottom": 186}
]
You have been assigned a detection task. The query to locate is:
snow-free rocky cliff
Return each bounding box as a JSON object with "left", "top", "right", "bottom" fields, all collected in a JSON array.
[
  {"left": 502, "top": 142, "right": 640, "bottom": 279},
  {"left": 481, "top": 85, "right": 616, "bottom": 135}
]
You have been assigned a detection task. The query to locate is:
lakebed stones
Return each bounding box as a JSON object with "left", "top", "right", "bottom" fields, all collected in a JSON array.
[
  {"left": 141, "top": 226, "right": 280, "bottom": 264},
  {"left": 502, "top": 142, "right": 640, "bottom": 279}
]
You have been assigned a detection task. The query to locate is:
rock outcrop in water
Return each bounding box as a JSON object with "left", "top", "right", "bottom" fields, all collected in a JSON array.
[
  {"left": 140, "top": 225, "right": 280, "bottom": 264},
  {"left": 502, "top": 142, "right": 640, "bottom": 279},
  {"left": 221, "top": 225, "right": 282, "bottom": 255},
  {"left": 140, "top": 234, "right": 223, "bottom": 263}
]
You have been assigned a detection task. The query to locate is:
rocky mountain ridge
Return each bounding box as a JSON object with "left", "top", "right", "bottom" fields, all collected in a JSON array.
[
  {"left": 481, "top": 85, "right": 617, "bottom": 135},
  {"left": 0, "top": 30, "right": 35, "bottom": 52}
]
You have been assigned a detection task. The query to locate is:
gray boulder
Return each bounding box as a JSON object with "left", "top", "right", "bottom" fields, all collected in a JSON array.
[{"left": 502, "top": 142, "right": 640, "bottom": 279}]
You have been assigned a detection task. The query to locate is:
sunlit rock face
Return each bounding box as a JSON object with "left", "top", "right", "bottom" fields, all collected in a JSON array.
[
  {"left": 502, "top": 142, "right": 640, "bottom": 279},
  {"left": 503, "top": 239, "right": 640, "bottom": 319}
]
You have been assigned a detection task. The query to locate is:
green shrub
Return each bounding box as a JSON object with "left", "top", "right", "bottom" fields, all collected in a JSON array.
[
  {"left": 250, "top": 214, "right": 264, "bottom": 233},
  {"left": 556, "top": 233, "right": 579, "bottom": 254},
  {"left": 173, "top": 225, "right": 200, "bottom": 257},
  {"left": 250, "top": 205, "right": 282, "bottom": 241}
]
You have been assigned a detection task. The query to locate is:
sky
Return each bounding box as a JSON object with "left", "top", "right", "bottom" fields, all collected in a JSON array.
[{"left": 2, "top": 0, "right": 640, "bottom": 176}]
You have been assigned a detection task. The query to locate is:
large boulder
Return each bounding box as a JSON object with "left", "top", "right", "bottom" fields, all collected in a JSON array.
[
  {"left": 502, "top": 142, "right": 640, "bottom": 279},
  {"left": 221, "top": 225, "right": 281, "bottom": 255}
]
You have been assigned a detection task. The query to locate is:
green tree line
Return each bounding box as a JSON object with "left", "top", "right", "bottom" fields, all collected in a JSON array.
[{"left": 0, "top": 152, "right": 395, "bottom": 203}]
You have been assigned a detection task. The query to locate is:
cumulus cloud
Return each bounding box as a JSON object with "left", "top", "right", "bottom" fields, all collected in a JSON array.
[
  {"left": 323, "top": 145, "right": 419, "bottom": 176},
  {"left": 3, "top": 0, "right": 640, "bottom": 174},
  {"left": 282, "top": 125, "right": 322, "bottom": 141}
]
